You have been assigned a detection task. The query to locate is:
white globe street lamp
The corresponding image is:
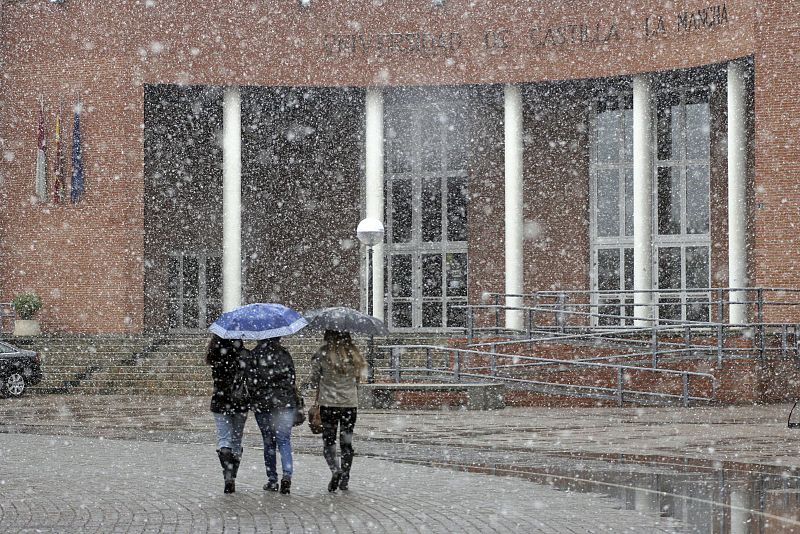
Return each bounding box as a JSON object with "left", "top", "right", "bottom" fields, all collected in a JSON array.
[{"left": 357, "top": 217, "right": 385, "bottom": 384}]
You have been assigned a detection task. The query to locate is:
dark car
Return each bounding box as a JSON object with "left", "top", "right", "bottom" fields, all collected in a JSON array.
[{"left": 0, "top": 340, "right": 42, "bottom": 397}]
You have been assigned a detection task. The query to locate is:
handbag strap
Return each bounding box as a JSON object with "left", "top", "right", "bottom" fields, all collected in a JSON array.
[{"left": 789, "top": 401, "right": 799, "bottom": 427}]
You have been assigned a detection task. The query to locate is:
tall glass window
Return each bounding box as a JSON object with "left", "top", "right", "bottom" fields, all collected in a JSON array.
[
  {"left": 590, "top": 71, "right": 713, "bottom": 325},
  {"left": 384, "top": 90, "right": 472, "bottom": 330},
  {"left": 654, "top": 80, "right": 711, "bottom": 322},
  {"left": 590, "top": 85, "right": 634, "bottom": 325}
]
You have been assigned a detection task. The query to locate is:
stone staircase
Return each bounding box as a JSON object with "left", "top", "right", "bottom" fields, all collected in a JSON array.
[{"left": 3, "top": 332, "right": 452, "bottom": 396}]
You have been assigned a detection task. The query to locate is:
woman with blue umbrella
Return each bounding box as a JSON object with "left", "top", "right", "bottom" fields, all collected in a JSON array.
[{"left": 209, "top": 303, "right": 307, "bottom": 495}]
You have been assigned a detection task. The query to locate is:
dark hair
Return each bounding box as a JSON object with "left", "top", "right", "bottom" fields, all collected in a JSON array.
[{"left": 205, "top": 334, "right": 238, "bottom": 365}]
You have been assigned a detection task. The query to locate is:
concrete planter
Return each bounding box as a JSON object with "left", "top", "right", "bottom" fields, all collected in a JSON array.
[{"left": 14, "top": 319, "right": 41, "bottom": 336}]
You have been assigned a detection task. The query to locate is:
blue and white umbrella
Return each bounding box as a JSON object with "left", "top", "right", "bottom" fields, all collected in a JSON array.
[{"left": 209, "top": 303, "right": 308, "bottom": 340}]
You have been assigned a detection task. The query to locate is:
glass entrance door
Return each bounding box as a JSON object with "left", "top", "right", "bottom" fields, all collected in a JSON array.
[
  {"left": 167, "top": 252, "right": 222, "bottom": 331},
  {"left": 385, "top": 93, "right": 470, "bottom": 330}
]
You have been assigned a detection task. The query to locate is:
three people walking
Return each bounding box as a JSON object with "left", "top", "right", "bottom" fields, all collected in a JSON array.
[{"left": 207, "top": 304, "right": 375, "bottom": 495}]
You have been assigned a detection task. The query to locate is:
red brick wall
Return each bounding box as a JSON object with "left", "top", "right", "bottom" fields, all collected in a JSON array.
[
  {"left": 0, "top": 0, "right": 765, "bottom": 333},
  {"left": 753, "top": 1, "right": 800, "bottom": 321}
]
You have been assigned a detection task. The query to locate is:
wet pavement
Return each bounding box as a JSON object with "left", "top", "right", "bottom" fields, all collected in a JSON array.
[{"left": 2, "top": 394, "right": 800, "bottom": 532}]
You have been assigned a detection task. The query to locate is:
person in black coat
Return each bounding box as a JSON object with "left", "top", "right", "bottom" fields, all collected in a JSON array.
[
  {"left": 248, "top": 337, "right": 298, "bottom": 494},
  {"left": 206, "top": 334, "right": 250, "bottom": 494}
]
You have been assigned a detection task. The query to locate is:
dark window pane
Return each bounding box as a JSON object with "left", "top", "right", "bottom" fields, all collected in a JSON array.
[
  {"left": 168, "top": 300, "right": 179, "bottom": 330},
  {"left": 167, "top": 257, "right": 180, "bottom": 300},
  {"left": 206, "top": 257, "right": 222, "bottom": 302},
  {"left": 659, "top": 298, "right": 682, "bottom": 322},
  {"left": 422, "top": 176, "right": 442, "bottom": 242},
  {"left": 392, "top": 302, "right": 412, "bottom": 328},
  {"left": 657, "top": 92, "right": 681, "bottom": 161},
  {"left": 447, "top": 302, "right": 466, "bottom": 328},
  {"left": 183, "top": 298, "right": 199, "bottom": 329},
  {"left": 391, "top": 178, "right": 412, "bottom": 243},
  {"left": 447, "top": 176, "right": 468, "bottom": 242},
  {"left": 422, "top": 254, "right": 442, "bottom": 297},
  {"left": 657, "top": 166, "right": 681, "bottom": 235},
  {"left": 391, "top": 255, "right": 412, "bottom": 298},
  {"left": 597, "top": 249, "right": 621, "bottom": 291},
  {"left": 623, "top": 248, "right": 634, "bottom": 291},
  {"left": 686, "top": 298, "right": 710, "bottom": 322},
  {"left": 599, "top": 303, "right": 622, "bottom": 326},
  {"left": 422, "top": 302, "right": 443, "bottom": 328},
  {"left": 686, "top": 246, "right": 709, "bottom": 289},
  {"left": 686, "top": 165, "right": 709, "bottom": 234},
  {"left": 206, "top": 257, "right": 222, "bottom": 327},
  {"left": 596, "top": 168, "right": 620, "bottom": 237},
  {"left": 183, "top": 256, "right": 199, "bottom": 300},
  {"left": 446, "top": 253, "right": 468, "bottom": 297},
  {"left": 658, "top": 247, "right": 682, "bottom": 290}
]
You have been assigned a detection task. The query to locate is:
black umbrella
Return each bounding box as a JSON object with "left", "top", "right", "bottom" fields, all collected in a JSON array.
[{"left": 304, "top": 307, "right": 389, "bottom": 336}]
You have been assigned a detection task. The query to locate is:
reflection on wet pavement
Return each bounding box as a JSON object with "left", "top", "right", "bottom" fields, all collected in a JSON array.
[{"left": 3, "top": 394, "right": 800, "bottom": 532}]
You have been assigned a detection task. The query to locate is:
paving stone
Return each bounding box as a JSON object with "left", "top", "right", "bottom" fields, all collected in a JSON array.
[{"left": 0, "top": 433, "right": 683, "bottom": 533}]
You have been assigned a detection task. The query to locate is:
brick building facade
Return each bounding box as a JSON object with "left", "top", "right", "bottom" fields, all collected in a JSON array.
[{"left": 0, "top": 0, "right": 796, "bottom": 334}]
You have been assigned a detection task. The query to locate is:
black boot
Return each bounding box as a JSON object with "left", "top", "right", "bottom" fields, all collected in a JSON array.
[
  {"left": 280, "top": 477, "right": 291, "bottom": 495},
  {"left": 328, "top": 471, "right": 341, "bottom": 492},
  {"left": 338, "top": 471, "right": 350, "bottom": 491},
  {"left": 217, "top": 448, "right": 236, "bottom": 494}
]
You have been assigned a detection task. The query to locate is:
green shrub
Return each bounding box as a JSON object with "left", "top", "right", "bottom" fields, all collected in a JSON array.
[{"left": 12, "top": 292, "right": 42, "bottom": 320}]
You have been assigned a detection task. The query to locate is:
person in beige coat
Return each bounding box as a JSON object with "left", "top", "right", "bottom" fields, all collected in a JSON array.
[{"left": 308, "top": 330, "right": 366, "bottom": 492}]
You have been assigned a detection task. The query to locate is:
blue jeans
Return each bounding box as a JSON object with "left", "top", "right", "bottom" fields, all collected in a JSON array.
[
  {"left": 254, "top": 408, "right": 294, "bottom": 482},
  {"left": 213, "top": 412, "right": 248, "bottom": 456}
]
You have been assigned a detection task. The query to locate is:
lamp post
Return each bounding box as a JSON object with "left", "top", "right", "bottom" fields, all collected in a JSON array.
[{"left": 357, "top": 217, "right": 384, "bottom": 383}]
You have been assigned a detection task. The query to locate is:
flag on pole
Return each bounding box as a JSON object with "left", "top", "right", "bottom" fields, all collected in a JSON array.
[
  {"left": 52, "top": 102, "right": 66, "bottom": 204},
  {"left": 35, "top": 97, "right": 47, "bottom": 201},
  {"left": 70, "top": 98, "right": 84, "bottom": 203}
]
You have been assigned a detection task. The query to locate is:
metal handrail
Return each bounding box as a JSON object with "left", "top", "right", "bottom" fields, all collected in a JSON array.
[{"left": 377, "top": 344, "right": 716, "bottom": 407}]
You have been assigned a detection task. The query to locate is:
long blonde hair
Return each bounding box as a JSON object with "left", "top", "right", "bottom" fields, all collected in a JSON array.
[{"left": 322, "top": 330, "right": 366, "bottom": 378}]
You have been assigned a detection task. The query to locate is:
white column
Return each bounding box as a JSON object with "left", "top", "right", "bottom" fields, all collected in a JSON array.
[
  {"left": 504, "top": 84, "right": 524, "bottom": 330},
  {"left": 365, "top": 88, "right": 385, "bottom": 321},
  {"left": 728, "top": 60, "right": 748, "bottom": 325},
  {"left": 222, "top": 86, "right": 242, "bottom": 312},
  {"left": 633, "top": 75, "right": 654, "bottom": 325}
]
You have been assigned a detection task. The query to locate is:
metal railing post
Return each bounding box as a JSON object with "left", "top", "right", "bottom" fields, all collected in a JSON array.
[
  {"left": 467, "top": 307, "right": 474, "bottom": 343},
  {"left": 757, "top": 288, "right": 765, "bottom": 360},
  {"left": 426, "top": 348, "right": 432, "bottom": 370},
  {"left": 490, "top": 352, "right": 497, "bottom": 377},
  {"left": 391, "top": 348, "right": 401, "bottom": 383},
  {"left": 782, "top": 325, "right": 788, "bottom": 359},
  {"left": 682, "top": 373, "right": 690, "bottom": 408},
  {"left": 495, "top": 294, "right": 501, "bottom": 334},
  {"left": 453, "top": 351, "right": 461, "bottom": 382},
  {"left": 651, "top": 325, "right": 659, "bottom": 368},
  {"left": 716, "top": 323, "right": 724, "bottom": 369},
  {"left": 716, "top": 288, "right": 724, "bottom": 323},
  {"left": 616, "top": 367, "right": 624, "bottom": 407},
  {"left": 557, "top": 293, "right": 567, "bottom": 332}
]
